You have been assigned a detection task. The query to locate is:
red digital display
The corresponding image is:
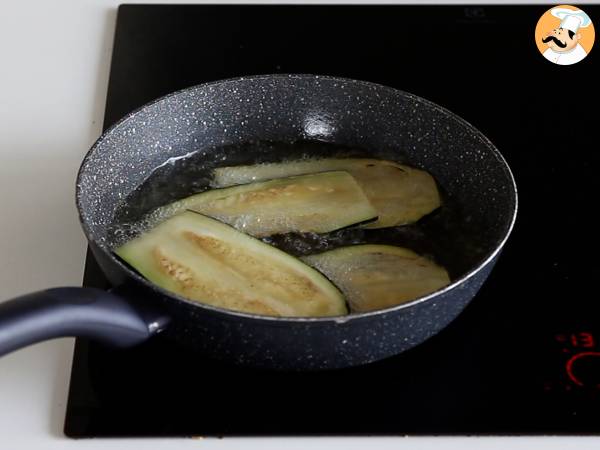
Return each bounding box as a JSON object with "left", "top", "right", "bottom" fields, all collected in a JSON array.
[
  {"left": 566, "top": 351, "right": 600, "bottom": 387},
  {"left": 571, "top": 332, "right": 595, "bottom": 348},
  {"left": 555, "top": 332, "right": 596, "bottom": 348},
  {"left": 553, "top": 331, "right": 600, "bottom": 389}
]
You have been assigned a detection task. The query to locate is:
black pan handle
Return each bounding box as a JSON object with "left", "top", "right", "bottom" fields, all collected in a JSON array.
[{"left": 0, "top": 287, "right": 171, "bottom": 357}]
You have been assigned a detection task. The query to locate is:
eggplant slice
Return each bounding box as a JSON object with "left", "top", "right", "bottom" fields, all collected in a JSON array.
[
  {"left": 303, "top": 245, "right": 450, "bottom": 313},
  {"left": 212, "top": 158, "right": 441, "bottom": 228},
  {"left": 160, "top": 171, "right": 377, "bottom": 237},
  {"left": 116, "top": 211, "right": 347, "bottom": 317}
]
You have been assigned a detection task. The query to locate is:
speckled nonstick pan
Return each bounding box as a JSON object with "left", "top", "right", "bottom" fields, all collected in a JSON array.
[{"left": 0, "top": 75, "right": 517, "bottom": 370}]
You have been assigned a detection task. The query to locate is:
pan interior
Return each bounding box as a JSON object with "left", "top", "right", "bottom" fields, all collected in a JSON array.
[
  {"left": 109, "top": 140, "right": 472, "bottom": 280},
  {"left": 77, "top": 75, "right": 516, "bottom": 287}
]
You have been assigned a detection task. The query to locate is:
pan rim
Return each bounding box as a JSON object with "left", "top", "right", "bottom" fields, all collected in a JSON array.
[{"left": 76, "top": 73, "right": 518, "bottom": 324}]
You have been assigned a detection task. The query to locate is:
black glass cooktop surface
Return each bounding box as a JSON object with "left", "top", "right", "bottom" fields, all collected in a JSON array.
[{"left": 64, "top": 4, "right": 600, "bottom": 437}]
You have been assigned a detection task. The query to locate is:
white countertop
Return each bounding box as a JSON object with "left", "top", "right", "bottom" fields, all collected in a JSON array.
[{"left": 0, "top": 0, "right": 598, "bottom": 448}]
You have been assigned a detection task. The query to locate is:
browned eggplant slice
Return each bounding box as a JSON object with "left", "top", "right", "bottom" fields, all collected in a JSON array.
[
  {"left": 303, "top": 244, "right": 450, "bottom": 312},
  {"left": 212, "top": 158, "right": 441, "bottom": 228},
  {"left": 161, "top": 171, "right": 378, "bottom": 237},
  {"left": 116, "top": 211, "right": 347, "bottom": 317}
]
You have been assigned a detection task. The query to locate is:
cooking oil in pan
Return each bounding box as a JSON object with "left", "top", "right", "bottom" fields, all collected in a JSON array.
[{"left": 109, "top": 140, "right": 481, "bottom": 280}]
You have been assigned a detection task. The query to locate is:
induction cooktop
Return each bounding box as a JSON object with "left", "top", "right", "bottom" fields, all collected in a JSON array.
[{"left": 64, "top": 4, "right": 600, "bottom": 437}]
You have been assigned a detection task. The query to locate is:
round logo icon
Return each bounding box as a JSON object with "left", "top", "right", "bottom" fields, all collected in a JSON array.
[{"left": 535, "top": 5, "right": 595, "bottom": 65}]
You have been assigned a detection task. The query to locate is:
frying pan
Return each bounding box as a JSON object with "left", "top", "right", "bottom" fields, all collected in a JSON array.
[{"left": 0, "top": 75, "right": 517, "bottom": 370}]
